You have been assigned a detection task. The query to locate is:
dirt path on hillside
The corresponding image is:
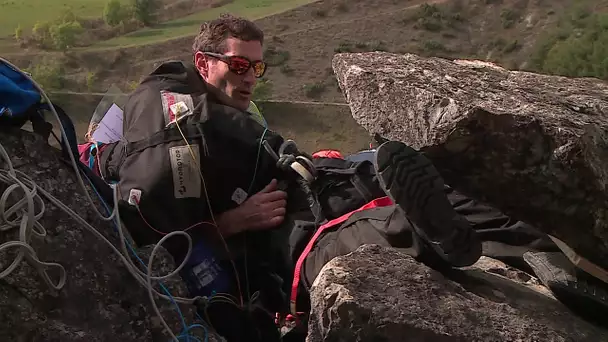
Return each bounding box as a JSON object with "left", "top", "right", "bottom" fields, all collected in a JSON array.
[
  {"left": 125, "top": 0, "right": 450, "bottom": 70},
  {"left": 273, "top": 0, "right": 448, "bottom": 39}
]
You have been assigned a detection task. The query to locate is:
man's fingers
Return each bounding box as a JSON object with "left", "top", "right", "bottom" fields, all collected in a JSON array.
[
  {"left": 259, "top": 190, "right": 288, "bottom": 203},
  {"left": 259, "top": 179, "right": 278, "bottom": 193},
  {"left": 249, "top": 207, "right": 286, "bottom": 230},
  {"left": 266, "top": 214, "right": 285, "bottom": 228},
  {"left": 249, "top": 215, "right": 285, "bottom": 231},
  {"left": 262, "top": 199, "right": 287, "bottom": 211},
  {"left": 270, "top": 206, "right": 286, "bottom": 218}
]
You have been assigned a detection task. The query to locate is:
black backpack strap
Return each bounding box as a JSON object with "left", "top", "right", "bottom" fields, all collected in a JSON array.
[
  {"left": 125, "top": 123, "right": 203, "bottom": 156},
  {"left": 350, "top": 171, "right": 375, "bottom": 203},
  {"left": 37, "top": 102, "right": 116, "bottom": 207},
  {"left": 313, "top": 157, "right": 377, "bottom": 203},
  {"left": 313, "top": 158, "right": 358, "bottom": 174},
  {"left": 40, "top": 102, "right": 79, "bottom": 161}
]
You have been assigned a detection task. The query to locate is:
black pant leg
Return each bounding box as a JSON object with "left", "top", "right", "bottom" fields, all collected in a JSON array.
[{"left": 444, "top": 184, "right": 560, "bottom": 271}]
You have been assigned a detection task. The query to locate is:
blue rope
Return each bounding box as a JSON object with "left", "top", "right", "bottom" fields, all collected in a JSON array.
[
  {"left": 82, "top": 110, "right": 269, "bottom": 341},
  {"left": 81, "top": 171, "right": 207, "bottom": 342}
]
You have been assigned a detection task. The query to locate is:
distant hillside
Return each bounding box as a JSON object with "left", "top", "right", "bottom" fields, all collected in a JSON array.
[
  {"left": 0, "top": 0, "right": 317, "bottom": 50},
  {"left": 4, "top": 0, "right": 607, "bottom": 106}
]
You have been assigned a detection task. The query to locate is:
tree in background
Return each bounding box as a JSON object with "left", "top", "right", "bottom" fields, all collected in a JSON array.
[
  {"left": 530, "top": 3, "right": 608, "bottom": 80},
  {"left": 32, "top": 21, "right": 52, "bottom": 47},
  {"left": 49, "top": 21, "right": 83, "bottom": 50},
  {"left": 104, "top": 0, "right": 127, "bottom": 26},
  {"left": 132, "top": 0, "right": 160, "bottom": 26},
  {"left": 29, "top": 8, "right": 83, "bottom": 50}
]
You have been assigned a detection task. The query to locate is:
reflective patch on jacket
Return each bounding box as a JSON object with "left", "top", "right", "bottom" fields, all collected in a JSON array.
[{"left": 160, "top": 90, "right": 195, "bottom": 126}]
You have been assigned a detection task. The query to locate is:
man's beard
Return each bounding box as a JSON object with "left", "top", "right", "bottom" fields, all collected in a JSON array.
[{"left": 206, "top": 81, "right": 247, "bottom": 111}]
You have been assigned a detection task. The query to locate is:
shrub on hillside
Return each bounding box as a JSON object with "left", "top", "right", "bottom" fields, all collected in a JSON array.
[
  {"left": 104, "top": 0, "right": 129, "bottom": 26},
  {"left": 49, "top": 21, "right": 83, "bottom": 50},
  {"left": 313, "top": 9, "right": 327, "bottom": 17},
  {"left": 14, "top": 25, "right": 22, "bottom": 42},
  {"left": 500, "top": 9, "right": 518, "bottom": 29},
  {"left": 32, "top": 21, "right": 52, "bottom": 46},
  {"left": 364, "top": 41, "right": 388, "bottom": 52},
  {"left": 253, "top": 79, "right": 273, "bottom": 100},
  {"left": 303, "top": 82, "right": 326, "bottom": 98},
  {"left": 50, "top": 8, "right": 79, "bottom": 25},
  {"left": 280, "top": 64, "right": 294, "bottom": 75},
  {"left": 421, "top": 40, "right": 446, "bottom": 52},
  {"left": 85, "top": 72, "right": 97, "bottom": 91},
  {"left": 132, "top": 0, "right": 160, "bottom": 26},
  {"left": 408, "top": 2, "right": 465, "bottom": 32},
  {"left": 418, "top": 3, "right": 441, "bottom": 17},
  {"left": 335, "top": 41, "right": 388, "bottom": 53},
  {"left": 529, "top": 7, "right": 608, "bottom": 80},
  {"left": 265, "top": 47, "right": 290, "bottom": 66},
  {"left": 28, "top": 9, "right": 83, "bottom": 50},
  {"left": 502, "top": 40, "right": 519, "bottom": 54},
  {"left": 25, "top": 60, "right": 66, "bottom": 91},
  {"left": 335, "top": 42, "right": 353, "bottom": 53},
  {"left": 127, "top": 80, "right": 140, "bottom": 91}
]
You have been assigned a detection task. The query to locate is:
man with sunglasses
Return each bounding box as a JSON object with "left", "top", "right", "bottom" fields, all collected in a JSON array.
[
  {"left": 100, "top": 12, "right": 568, "bottom": 342},
  {"left": 97, "top": 13, "right": 295, "bottom": 342}
]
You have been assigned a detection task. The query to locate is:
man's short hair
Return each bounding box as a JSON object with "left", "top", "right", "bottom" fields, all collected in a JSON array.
[{"left": 192, "top": 14, "right": 264, "bottom": 54}]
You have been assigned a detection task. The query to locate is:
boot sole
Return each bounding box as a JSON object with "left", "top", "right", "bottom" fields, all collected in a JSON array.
[{"left": 373, "top": 141, "right": 482, "bottom": 267}]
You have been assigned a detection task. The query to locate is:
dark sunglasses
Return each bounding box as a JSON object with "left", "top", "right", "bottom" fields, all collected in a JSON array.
[{"left": 204, "top": 52, "right": 267, "bottom": 78}]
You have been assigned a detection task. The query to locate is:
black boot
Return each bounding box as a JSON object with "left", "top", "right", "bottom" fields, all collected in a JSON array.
[{"left": 373, "top": 140, "right": 482, "bottom": 267}]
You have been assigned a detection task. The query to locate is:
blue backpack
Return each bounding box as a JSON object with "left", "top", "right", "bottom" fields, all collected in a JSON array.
[
  {"left": 0, "top": 59, "right": 79, "bottom": 154},
  {"left": 0, "top": 63, "right": 41, "bottom": 121},
  {"left": 0, "top": 58, "right": 114, "bottom": 205}
]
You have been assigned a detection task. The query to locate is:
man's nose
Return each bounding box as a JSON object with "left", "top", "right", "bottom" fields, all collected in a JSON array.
[{"left": 243, "top": 67, "right": 256, "bottom": 84}]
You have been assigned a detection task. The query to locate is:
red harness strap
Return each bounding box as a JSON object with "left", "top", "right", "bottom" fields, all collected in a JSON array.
[{"left": 289, "top": 196, "right": 394, "bottom": 315}]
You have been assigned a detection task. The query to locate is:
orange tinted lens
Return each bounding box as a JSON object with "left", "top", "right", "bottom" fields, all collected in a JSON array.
[
  {"left": 229, "top": 57, "right": 250, "bottom": 75},
  {"left": 252, "top": 61, "right": 266, "bottom": 78}
]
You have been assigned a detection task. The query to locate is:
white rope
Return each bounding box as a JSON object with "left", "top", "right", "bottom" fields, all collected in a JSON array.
[{"left": 0, "top": 56, "right": 205, "bottom": 341}]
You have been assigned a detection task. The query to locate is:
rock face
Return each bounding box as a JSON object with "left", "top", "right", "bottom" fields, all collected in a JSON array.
[
  {"left": 332, "top": 52, "right": 608, "bottom": 269},
  {"left": 0, "top": 129, "right": 221, "bottom": 341},
  {"left": 307, "top": 244, "right": 608, "bottom": 342}
]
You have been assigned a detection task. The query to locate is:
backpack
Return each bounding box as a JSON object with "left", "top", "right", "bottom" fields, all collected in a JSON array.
[
  {"left": 0, "top": 59, "right": 114, "bottom": 206},
  {"left": 311, "top": 155, "right": 387, "bottom": 220},
  {"left": 0, "top": 63, "right": 41, "bottom": 125}
]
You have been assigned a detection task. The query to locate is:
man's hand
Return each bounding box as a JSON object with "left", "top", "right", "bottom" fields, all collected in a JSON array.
[{"left": 217, "top": 179, "right": 287, "bottom": 237}]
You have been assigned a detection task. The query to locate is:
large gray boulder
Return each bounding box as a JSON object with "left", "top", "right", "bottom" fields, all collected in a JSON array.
[
  {"left": 332, "top": 52, "right": 608, "bottom": 269},
  {"left": 0, "top": 128, "right": 221, "bottom": 341},
  {"left": 307, "top": 244, "right": 608, "bottom": 342}
]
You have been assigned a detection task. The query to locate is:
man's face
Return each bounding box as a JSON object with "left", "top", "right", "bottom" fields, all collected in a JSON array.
[{"left": 195, "top": 37, "right": 263, "bottom": 111}]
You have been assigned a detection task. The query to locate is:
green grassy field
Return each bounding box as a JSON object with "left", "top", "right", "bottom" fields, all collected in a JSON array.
[
  {"left": 90, "top": 0, "right": 317, "bottom": 48},
  {"left": 0, "top": 0, "right": 129, "bottom": 37}
]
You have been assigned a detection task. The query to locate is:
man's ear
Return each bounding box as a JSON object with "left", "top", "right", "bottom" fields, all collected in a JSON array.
[{"left": 194, "top": 51, "right": 209, "bottom": 80}]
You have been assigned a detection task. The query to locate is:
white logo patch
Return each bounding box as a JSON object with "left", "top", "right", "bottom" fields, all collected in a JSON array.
[
  {"left": 169, "top": 145, "right": 201, "bottom": 199},
  {"left": 160, "top": 91, "right": 195, "bottom": 127},
  {"left": 169, "top": 101, "right": 191, "bottom": 119},
  {"left": 231, "top": 188, "right": 248, "bottom": 205}
]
